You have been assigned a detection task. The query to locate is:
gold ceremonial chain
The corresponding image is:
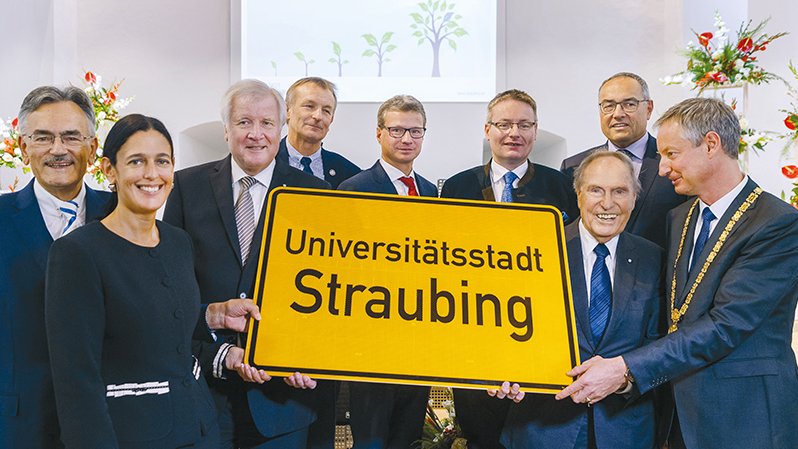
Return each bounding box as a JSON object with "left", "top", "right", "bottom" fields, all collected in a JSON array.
[{"left": 668, "top": 187, "right": 762, "bottom": 333}]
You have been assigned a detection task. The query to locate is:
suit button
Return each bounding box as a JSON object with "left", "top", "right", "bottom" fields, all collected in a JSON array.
[
  {"left": 183, "top": 378, "right": 192, "bottom": 387},
  {"left": 174, "top": 309, "right": 184, "bottom": 319},
  {"left": 177, "top": 344, "right": 186, "bottom": 354},
  {"left": 162, "top": 277, "right": 172, "bottom": 287},
  {"left": 149, "top": 249, "right": 158, "bottom": 258}
]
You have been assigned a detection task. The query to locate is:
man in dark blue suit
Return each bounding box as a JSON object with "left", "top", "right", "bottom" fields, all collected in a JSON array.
[
  {"left": 164, "top": 79, "right": 332, "bottom": 449},
  {"left": 338, "top": 95, "right": 436, "bottom": 448},
  {"left": 0, "top": 86, "right": 111, "bottom": 448},
  {"left": 499, "top": 151, "right": 665, "bottom": 449},
  {"left": 560, "top": 73, "right": 688, "bottom": 248},
  {"left": 440, "top": 89, "right": 577, "bottom": 449},
  {"left": 276, "top": 77, "right": 360, "bottom": 189},
  {"left": 557, "top": 98, "right": 798, "bottom": 449}
]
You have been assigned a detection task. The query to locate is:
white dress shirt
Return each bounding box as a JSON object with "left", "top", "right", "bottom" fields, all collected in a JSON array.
[
  {"left": 379, "top": 159, "right": 419, "bottom": 196},
  {"left": 231, "top": 159, "right": 274, "bottom": 227},
  {"left": 33, "top": 179, "right": 87, "bottom": 240},
  {"left": 607, "top": 133, "right": 648, "bottom": 179},
  {"left": 578, "top": 220, "right": 619, "bottom": 306},
  {"left": 490, "top": 160, "right": 528, "bottom": 202},
  {"left": 285, "top": 140, "right": 324, "bottom": 179}
]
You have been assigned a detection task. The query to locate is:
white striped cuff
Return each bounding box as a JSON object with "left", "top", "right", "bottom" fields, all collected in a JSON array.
[
  {"left": 106, "top": 381, "right": 169, "bottom": 398},
  {"left": 213, "top": 343, "right": 235, "bottom": 379}
]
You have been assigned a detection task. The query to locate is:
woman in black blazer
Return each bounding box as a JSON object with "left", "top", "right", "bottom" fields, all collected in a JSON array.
[{"left": 45, "top": 114, "right": 218, "bottom": 448}]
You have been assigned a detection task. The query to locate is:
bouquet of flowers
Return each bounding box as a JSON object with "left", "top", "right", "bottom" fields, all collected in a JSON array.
[
  {"left": 780, "top": 62, "right": 798, "bottom": 146},
  {"left": 0, "top": 71, "right": 133, "bottom": 188},
  {"left": 781, "top": 165, "right": 798, "bottom": 209},
  {"left": 661, "top": 11, "right": 787, "bottom": 90},
  {"left": 415, "top": 396, "right": 466, "bottom": 449}
]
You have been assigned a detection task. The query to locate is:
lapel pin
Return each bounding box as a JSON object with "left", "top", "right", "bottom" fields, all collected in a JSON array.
[
  {"left": 328, "top": 169, "right": 336, "bottom": 176},
  {"left": 627, "top": 258, "right": 632, "bottom": 263}
]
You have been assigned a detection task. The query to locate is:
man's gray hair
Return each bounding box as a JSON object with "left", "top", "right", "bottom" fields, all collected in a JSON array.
[
  {"left": 18, "top": 86, "right": 96, "bottom": 136},
  {"left": 286, "top": 77, "right": 338, "bottom": 111},
  {"left": 377, "top": 95, "right": 427, "bottom": 128},
  {"left": 573, "top": 150, "right": 641, "bottom": 196},
  {"left": 599, "top": 72, "right": 651, "bottom": 100},
  {"left": 654, "top": 97, "right": 740, "bottom": 159},
  {"left": 221, "top": 79, "right": 286, "bottom": 126}
]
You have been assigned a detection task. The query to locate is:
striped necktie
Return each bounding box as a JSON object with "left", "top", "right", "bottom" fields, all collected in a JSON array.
[
  {"left": 58, "top": 200, "right": 79, "bottom": 236},
  {"left": 235, "top": 176, "right": 257, "bottom": 264}
]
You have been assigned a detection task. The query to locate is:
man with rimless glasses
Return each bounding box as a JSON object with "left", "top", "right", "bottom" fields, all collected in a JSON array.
[
  {"left": 439, "top": 89, "right": 577, "bottom": 449},
  {"left": 0, "top": 86, "right": 112, "bottom": 448},
  {"left": 560, "top": 72, "right": 688, "bottom": 249},
  {"left": 338, "top": 95, "right": 436, "bottom": 449}
]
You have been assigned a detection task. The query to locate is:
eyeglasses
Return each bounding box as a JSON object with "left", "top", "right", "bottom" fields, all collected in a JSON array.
[
  {"left": 383, "top": 126, "right": 426, "bottom": 139},
  {"left": 488, "top": 121, "right": 537, "bottom": 132},
  {"left": 24, "top": 132, "right": 93, "bottom": 148},
  {"left": 599, "top": 99, "right": 649, "bottom": 114}
]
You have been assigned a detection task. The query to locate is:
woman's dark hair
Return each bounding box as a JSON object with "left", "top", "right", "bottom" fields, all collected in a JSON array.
[{"left": 103, "top": 114, "right": 174, "bottom": 216}]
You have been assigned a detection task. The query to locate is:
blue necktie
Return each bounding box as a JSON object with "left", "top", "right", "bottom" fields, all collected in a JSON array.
[
  {"left": 59, "top": 200, "right": 78, "bottom": 236},
  {"left": 589, "top": 243, "right": 612, "bottom": 342},
  {"left": 300, "top": 157, "right": 314, "bottom": 175},
  {"left": 690, "top": 207, "right": 716, "bottom": 274},
  {"left": 501, "top": 171, "right": 518, "bottom": 202}
]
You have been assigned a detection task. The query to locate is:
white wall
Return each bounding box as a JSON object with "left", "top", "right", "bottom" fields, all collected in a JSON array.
[{"left": 2, "top": 0, "right": 797, "bottom": 195}]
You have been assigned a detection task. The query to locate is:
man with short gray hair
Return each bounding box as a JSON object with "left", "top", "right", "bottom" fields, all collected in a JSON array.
[
  {"left": 0, "top": 85, "right": 111, "bottom": 448},
  {"left": 556, "top": 97, "right": 798, "bottom": 449},
  {"left": 276, "top": 77, "right": 361, "bottom": 188},
  {"left": 164, "top": 79, "right": 332, "bottom": 449}
]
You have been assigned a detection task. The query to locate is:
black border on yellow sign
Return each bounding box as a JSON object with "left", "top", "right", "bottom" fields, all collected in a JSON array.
[{"left": 246, "top": 187, "right": 578, "bottom": 390}]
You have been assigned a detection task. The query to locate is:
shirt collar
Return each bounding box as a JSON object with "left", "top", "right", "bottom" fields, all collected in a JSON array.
[
  {"left": 578, "top": 219, "right": 620, "bottom": 258},
  {"left": 490, "top": 159, "right": 528, "bottom": 183},
  {"left": 286, "top": 139, "right": 322, "bottom": 161},
  {"left": 33, "top": 178, "right": 86, "bottom": 210},
  {"left": 379, "top": 158, "right": 415, "bottom": 182},
  {"left": 699, "top": 175, "right": 749, "bottom": 220},
  {"left": 607, "top": 133, "right": 649, "bottom": 160},
  {"left": 230, "top": 157, "right": 275, "bottom": 187}
]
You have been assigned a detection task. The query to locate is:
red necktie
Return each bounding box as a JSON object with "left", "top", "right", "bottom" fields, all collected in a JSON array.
[{"left": 399, "top": 176, "right": 419, "bottom": 196}]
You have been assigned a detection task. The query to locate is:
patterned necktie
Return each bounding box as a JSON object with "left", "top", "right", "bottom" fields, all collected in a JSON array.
[
  {"left": 58, "top": 200, "right": 79, "bottom": 236},
  {"left": 501, "top": 171, "right": 518, "bottom": 202},
  {"left": 300, "top": 157, "right": 314, "bottom": 175},
  {"left": 589, "top": 243, "right": 612, "bottom": 342},
  {"left": 690, "top": 207, "right": 716, "bottom": 274},
  {"left": 399, "top": 176, "right": 418, "bottom": 196},
  {"left": 234, "top": 176, "right": 257, "bottom": 264}
]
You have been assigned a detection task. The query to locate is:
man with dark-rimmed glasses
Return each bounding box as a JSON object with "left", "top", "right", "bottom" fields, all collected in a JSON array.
[
  {"left": 560, "top": 72, "right": 688, "bottom": 248},
  {"left": 337, "top": 95, "right": 437, "bottom": 448}
]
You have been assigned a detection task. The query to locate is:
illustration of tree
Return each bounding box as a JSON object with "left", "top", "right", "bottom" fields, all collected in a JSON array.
[
  {"left": 294, "top": 52, "right": 315, "bottom": 76},
  {"left": 410, "top": 0, "right": 468, "bottom": 77},
  {"left": 270, "top": 60, "right": 278, "bottom": 77},
  {"left": 328, "top": 41, "right": 349, "bottom": 77},
  {"left": 362, "top": 32, "right": 397, "bottom": 77}
]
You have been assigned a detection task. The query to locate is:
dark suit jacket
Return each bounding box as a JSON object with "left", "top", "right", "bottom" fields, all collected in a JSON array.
[
  {"left": 0, "top": 180, "right": 109, "bottom": 448},
  {"left": 277, "top": 137, "right": 361, "bottom": 189},
  {"left": 623, "top": 178, "right": 798, "bottom": 449},
  {"left": 439, "top": 160, "right": 576, "bottom": 449},
  {"left": 441, "top": 160, "right": 577, "bottom": 225},
  {"left": 503, "top": 222, "right": 665, "bottom": 449},
  {"left": 338, "top": 160, "right": 437, "bottom": 196},
  {"left": 560, "top": 134, "right": 689, "bottom": 248},
  {"left": 336, "top": 159, "right": 435, "bottom": 449},
  {"left": 163, "top": 155, "right": 331, "bottom": 441}
]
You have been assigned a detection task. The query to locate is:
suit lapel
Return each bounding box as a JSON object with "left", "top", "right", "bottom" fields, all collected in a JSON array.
[
  {"left": 566, "top": 224, "right": 594, "bottom": 353},
  {"left": 675, "top": 203, "right": 698, "bottom": 300},
  {"left": 600, "top": 233, "right": 636, "bottom": 347},
  {"left": 627, "top": 135, "right": 659, "bottom": 229},
  {"left": 12, "top": 182, "right": 53, "bottom": 272},
  {"left": 368, "top": 161, "right": 399, "bottom": 194},
  {"left": 209, "top": 155, "right": 243, "bottom": 265}
]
